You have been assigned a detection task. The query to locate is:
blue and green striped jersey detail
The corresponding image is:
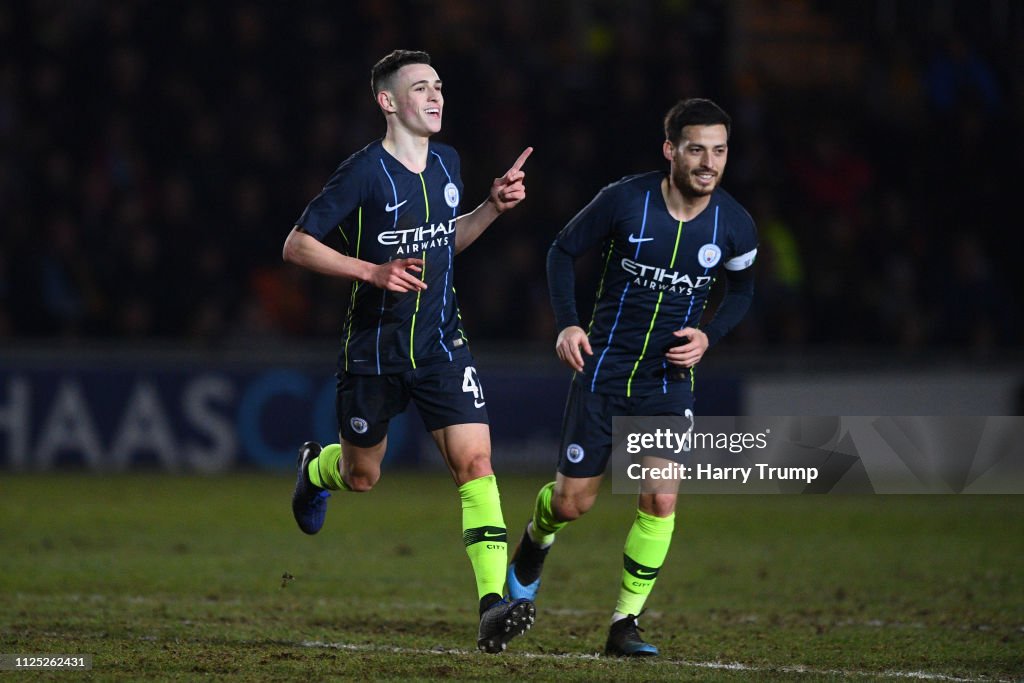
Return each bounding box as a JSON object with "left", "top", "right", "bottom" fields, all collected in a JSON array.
[
  {"left": 549, "top": 172, "right": 758, "bottom": 396},
  {"left": 295, "top": 139, "right": 468, "bottom": 375}
]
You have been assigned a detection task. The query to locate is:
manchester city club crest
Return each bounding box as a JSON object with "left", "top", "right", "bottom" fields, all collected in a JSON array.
[
  {"left": 444, "top": 182, "right": 460, "bottom": 208},
  {"left": 698, "top": 243, "right": 722, "bottom": 268},
  {"left": 566, "top": 443, "right": 585, "bottom": 463},
  {"left": 350, "top": 417, "right": 369, "bottom": 434}
]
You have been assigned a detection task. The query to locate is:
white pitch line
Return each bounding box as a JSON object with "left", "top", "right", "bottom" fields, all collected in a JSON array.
[{"left": 300, "top": 640, "right": 1011, "bottom": 682}]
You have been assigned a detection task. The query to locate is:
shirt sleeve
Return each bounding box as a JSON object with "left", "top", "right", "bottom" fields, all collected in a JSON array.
[
  {"left": 295, "top": 155, "right": 366, "bottom": 241},
  {"left": 701, "top": 265, "right": 754, "bottom": 347},
  {"left": 547, "top": 242, "right": 579, "bottom": 330},
  {"left": 703, "top": 209, "right": 758, "bottom": 345},
  {"left": 552, "top": 185, "right": 619, "bottom": 257},
  {"left": 723, "top": 210, "right": 759, "bottom": 271},
  {"left": 547, "top": 186, "right": 619, "bottom": 331}
]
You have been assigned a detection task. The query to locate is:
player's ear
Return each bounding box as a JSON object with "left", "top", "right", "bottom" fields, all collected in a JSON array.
[
  {"left": 662, "top": 139, "right": 675, "bottom": 162},
  {"left": 377, "top": 90, "right": 396, "bottom": 113}
]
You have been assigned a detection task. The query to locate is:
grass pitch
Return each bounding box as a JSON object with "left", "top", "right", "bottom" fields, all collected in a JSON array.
[{"left": 1, "top": 473, "right": 1022, "bottom": 681}]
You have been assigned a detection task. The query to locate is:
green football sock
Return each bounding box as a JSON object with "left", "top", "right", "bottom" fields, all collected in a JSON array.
[
  {"left": 529, "top": 481, "right": 568, "bottom": 545},
  {"left": 615, "top": 509, "right": 675, "bottom": 617},
  {"left": 459, "top": 474, "right": 508, "bottom": 600},
  {"left": 307, "top": 443, "right": 349, "bottom": 491}
]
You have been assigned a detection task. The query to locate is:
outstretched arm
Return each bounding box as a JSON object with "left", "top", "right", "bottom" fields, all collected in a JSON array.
[
  {"left": 454, "top": 147, "right": 533, "bottom": 254},
  {"left": 282, "top": 226, "right": 426, "bottom": 292}
]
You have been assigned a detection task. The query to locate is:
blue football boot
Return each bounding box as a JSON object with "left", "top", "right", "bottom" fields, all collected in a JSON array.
[
  {"left": 291, "top": 441, "right": 330, "bottom": 535},
  {"left": 506, "top": 526, "right": 549, "bottom": 601}
]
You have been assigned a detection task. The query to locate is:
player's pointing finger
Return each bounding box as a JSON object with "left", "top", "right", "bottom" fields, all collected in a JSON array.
[{"left": 508, "top": 146, "right": 533, "bottom": 175}]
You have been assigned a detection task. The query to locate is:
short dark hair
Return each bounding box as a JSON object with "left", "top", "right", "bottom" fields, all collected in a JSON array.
[
  {"left": 371, "top": 50, "right": 432, "bottom": 97},
  {"left": 663, "top": 98, "right": 731, "bottom": 145}
]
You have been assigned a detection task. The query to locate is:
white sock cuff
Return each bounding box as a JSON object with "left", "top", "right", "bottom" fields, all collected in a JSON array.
[
  {"left": 611, "top": 612, "right": 633, "bottom": 626},
  {"left": 526, "top": 520, "right": 554, "bottom": 549}
]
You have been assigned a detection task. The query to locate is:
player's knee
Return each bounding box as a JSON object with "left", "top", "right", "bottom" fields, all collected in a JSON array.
[
  {"left": 643, "top": 493, "right": 677, "bottom": 518},
  {"left": 552, "top": 491, "right": 596, "bottom": 521},
  {"left": 344, "top": 470, "right": 380, "bottom": 492},
  {"left": 455, "top": 453, "right": 493, "bottom": 484}
]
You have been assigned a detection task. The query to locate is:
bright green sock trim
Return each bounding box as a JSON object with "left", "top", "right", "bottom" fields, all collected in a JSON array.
[
  {"left": 459, "top": 474, "right": 507, "bottom": 600},
  {"left": 307, "top": 443, "right": 349, "bottom": 491},
  {"left": 615, "top": 510, "right": 675, "bottom": 616},
  {"left": 531, "top": 481, "right": 568, "bottom": 544}
]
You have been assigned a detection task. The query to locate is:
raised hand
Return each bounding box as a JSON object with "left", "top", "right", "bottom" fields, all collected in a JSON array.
[{"left": 489, "top": 146, "right": 533, "bottom": 213}]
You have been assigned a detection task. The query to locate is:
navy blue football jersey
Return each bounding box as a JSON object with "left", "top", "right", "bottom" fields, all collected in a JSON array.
[
  {"left": 296, "top": 140, "right": 469, "bottom": 375},
  {"left": 553, "top": 172, "right": 757, "bottom": 396}
]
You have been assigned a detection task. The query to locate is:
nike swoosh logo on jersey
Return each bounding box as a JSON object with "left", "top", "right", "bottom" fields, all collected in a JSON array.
[
  {"left": 635, "top": 568, "right": 658, "bottom": 577},
  {"left": 474, "top": 399, "right": 486, "bottom": 408},
  {"left": 385, "top": 200, "right": 408, "bottom": 212},
  {"left": 483, "top": 530, "right": 504, "bottom": 538},
  {"left": 628, "top": 234, "right": 653, "bottom": 243}
]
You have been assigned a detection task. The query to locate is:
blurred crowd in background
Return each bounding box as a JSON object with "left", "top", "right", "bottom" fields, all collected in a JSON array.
[{"left": 1, "top": 0, "right": 1021, "bottom": 351}]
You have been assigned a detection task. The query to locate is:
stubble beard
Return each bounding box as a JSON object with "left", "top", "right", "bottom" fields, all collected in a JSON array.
[{"left": 672, "top": 167, "right": 719, "bottom": 199}]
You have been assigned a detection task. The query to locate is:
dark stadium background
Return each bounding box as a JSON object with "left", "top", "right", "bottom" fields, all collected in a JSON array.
[
  {"left": 1, "top": 0, "right": 1022, "bottom": 472},
  {"left": 1, "top": 5, "right": 1023, "bottom": 679}
]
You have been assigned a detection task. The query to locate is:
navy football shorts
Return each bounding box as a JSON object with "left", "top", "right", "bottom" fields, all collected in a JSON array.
[
  {"left": 336, "top": 358, "right": 489, "bottom": 447},
  {"left": 557, "top": 380, "right": 694, "bottom": 478}
]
